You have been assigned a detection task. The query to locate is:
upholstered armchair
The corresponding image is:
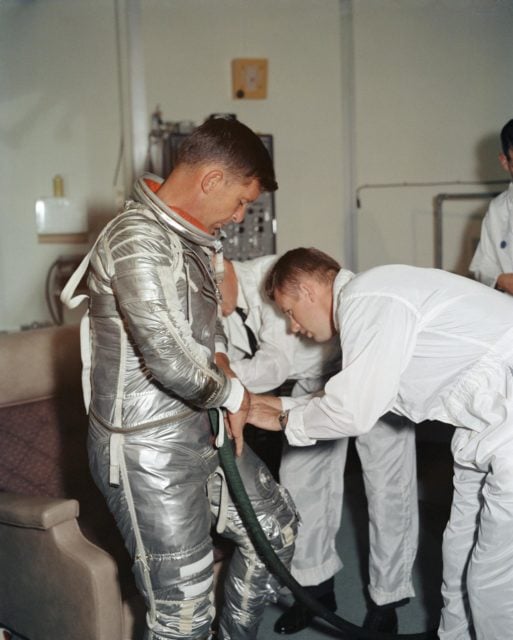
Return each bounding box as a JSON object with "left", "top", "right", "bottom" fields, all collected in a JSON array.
[{"left": 0, "top": 325, "right": 145, "bottom": 640}]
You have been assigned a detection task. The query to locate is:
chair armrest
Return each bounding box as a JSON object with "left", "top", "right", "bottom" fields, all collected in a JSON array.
[
  {"left": 0, "top": 492, "right": 79, "bottom": 530},
  {"left": 0, "top": 492, "right": 126, "bottom": 640}
]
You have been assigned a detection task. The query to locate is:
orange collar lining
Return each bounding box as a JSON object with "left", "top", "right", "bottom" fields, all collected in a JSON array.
[{"left": 144, "top": 178, "right": 210, "bottom": 234}]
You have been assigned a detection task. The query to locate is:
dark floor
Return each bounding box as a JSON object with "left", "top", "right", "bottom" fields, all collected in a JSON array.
[{"left": 258, "top": 423, "right": 455, "bottom": 639}]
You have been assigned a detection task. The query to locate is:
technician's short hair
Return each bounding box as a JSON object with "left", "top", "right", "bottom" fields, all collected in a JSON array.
[
  {"left": 176, "top": 116, "right": 278, "bottom": 192},
  {"left": 265, "top": 247, "right": 340, "bottom": 300},
  {"left": 500, "top": 119, "right": 513, "bottom": 157}
]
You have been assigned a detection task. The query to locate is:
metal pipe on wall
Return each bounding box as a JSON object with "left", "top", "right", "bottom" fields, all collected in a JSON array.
[
  {"left": 355, "top": 180, "right": 508, "bottom": 209},
  {"left": 355, "top": 180, "right": 509, "bottom": 271},
  {"left": 433, "top": 191, "right": 500, "bottom": 270}
]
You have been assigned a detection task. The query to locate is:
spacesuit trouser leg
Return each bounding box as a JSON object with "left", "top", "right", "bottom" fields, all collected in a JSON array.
[
  {"left": 210, "top": 443, "right": 298, "bottom": 640},
  {"left": 278, "top": 438, "right": 348, "bottom": 586},
  {"left": 88, "top": 415, "right": 221, "bottom": 640},
  {"left": 355, "top": 413, "right": 418, "bottom": 606},
  {"left": 440, "top": 414, "right": 513, "bottom": 640}
]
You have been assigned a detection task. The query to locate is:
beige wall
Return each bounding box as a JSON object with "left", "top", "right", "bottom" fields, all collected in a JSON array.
[
  {"left": 0, "top": 0, "right": 345, "bottom": 331},
  {"left": 1, "top": 0, "right": 512, "bottom": 331},
  {"left": 141, "top": 0, "right": 345, "bottom": 261},
  {"left": 352, "top": 0, "right": 513, "bottom": 271},
  {"left": 0, "top": 0, "right": 120, "bottom": 331}
]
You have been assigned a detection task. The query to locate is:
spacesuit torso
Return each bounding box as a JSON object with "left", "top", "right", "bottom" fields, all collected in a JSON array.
[{"left": 87, "top": 175, "right": 230, "bottom": 431}]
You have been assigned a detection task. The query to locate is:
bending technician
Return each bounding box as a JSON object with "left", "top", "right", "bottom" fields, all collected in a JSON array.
[{"left": 250, "top": 247, "right": 513, "bottom": 640}]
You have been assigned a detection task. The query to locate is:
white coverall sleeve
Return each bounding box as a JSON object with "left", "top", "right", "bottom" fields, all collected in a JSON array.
[
  {"left": 469, "top": 208, "right": 501, "bottom": 289},
  {"left": 230, "top": 308, "right": 297, "bottom": 393},
  {"left": 284, "top": 296, "right": 419, "bottom": 447}
]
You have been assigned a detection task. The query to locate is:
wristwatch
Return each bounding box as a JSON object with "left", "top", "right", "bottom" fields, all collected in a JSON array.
[{"left": 278, "top": 409, "right": 289, "bottom": 431}]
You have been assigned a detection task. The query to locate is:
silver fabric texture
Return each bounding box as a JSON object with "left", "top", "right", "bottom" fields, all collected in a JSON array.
[
  {"left": 85, "top": 176, "right": 298, "bottom": 639},
  {"left": 88, "top": 413, "right": 297, "bottom": 640},
  {"left": 87, "top": 178, "right": 229, "bottom": 431}
]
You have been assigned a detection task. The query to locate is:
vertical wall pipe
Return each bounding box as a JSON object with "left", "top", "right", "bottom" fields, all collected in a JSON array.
[
  {"left": 115, "top": 0, "right": 148, "bottom": 196},
  {"left": 340, "top": 0, "right": 357, "bottom": 272}
]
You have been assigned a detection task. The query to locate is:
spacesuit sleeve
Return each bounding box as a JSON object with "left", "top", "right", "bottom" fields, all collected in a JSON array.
[
  {"left": 469, "top": 205, "right": 502, "bottom": 288},
  {"left": 230, "top": 305, "right": 297, "bottom": 393},
  {"left": 108, "top": 216, "right": 231, "bottom": 409},
  {"left": 284, "top": 295, "right": 419, "bottom": 446}
]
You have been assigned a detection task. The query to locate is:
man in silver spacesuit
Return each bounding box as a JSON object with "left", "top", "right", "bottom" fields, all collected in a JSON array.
[{"left": 61, "top": 117, "right": 297, "bottom": 640}]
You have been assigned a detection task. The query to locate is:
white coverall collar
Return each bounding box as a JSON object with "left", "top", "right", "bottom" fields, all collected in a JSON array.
[
  {"left": 232, "top": 262, "right": 251, "bottom": 312},
  {"left": 332, "top": 268, "right": 355, "bottom": 333}
]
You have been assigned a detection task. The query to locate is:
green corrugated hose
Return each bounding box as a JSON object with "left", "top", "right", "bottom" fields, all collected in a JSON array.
[{"left": 209, "top": 409, "right": 438, "bottom": 640}]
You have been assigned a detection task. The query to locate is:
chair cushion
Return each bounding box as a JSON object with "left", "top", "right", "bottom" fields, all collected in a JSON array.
[{"left": 0, "top": 395, "right": 138, "bottom": 599}]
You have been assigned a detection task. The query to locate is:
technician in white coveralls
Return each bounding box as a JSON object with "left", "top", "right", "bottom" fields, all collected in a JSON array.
[
  {"left": 470, "top": 118, "right": 513, "bottom": 295},
  {"left": 217, "top": 255, "right": 418, "bottom": 635},
  {"left": 249, "top": 247, "right": 513, "bottom": 640}
]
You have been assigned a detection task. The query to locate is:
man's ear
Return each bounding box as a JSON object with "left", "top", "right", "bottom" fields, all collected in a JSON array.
[
  {"left": 298, "top": 280, "right": 315, "bottom": 302},
  {"left": 201, "top": 169, "right": 224, "bottom": 194},
  {"left": 499, "top": 153, "right": 509, "bottom": 173}
]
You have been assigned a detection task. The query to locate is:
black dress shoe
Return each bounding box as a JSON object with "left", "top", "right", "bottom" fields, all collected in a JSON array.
[
  {"left": 273, "top": 592, "right": 337, "bottom": 635},
  {"left": 274, "top": 601, "right": 314, "bottom": 635},
  {"left": 362, "top": 605, "right": 398, "bottom": 633}
]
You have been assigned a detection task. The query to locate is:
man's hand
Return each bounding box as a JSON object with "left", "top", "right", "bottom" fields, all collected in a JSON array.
[
  {"left": 217, "top": 352, "right": 248, "bottom": 456},
  {"left": 496, "top": 273, "right": 513, "bottom": 295},
  {"left": 247, "top": 393, "right": 283, "bottom": 431},
  {"left": 226, "top": 387, "right": 250, "bottom": 456},
  {"left": 216, "top": 352, "right": 236, "bottom": 378}
]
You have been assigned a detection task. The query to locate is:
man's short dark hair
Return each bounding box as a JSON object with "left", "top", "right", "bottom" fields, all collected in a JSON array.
[
  {"left": 176, "top": 116, "right": 278, "bottom": 192},
  {"left": 500, "top": 119, "right": 513, "bottom": 157},
  {"left": 265, "top": 247, "right": 341, "bottom": 300}
]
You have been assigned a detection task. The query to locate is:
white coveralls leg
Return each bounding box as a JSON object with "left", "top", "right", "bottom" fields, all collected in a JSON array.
[
  {"left": 280, "top": 437, "right": 348, "bottom": 586},
  {"left": 280, "top": 409, "right": 417, "bottom": 603},
  {"left": 356, "top": 414, "right": 418, "bottom": 605},
  {"left": 440, "top": 398, "right": 513, "bottom": 640}
]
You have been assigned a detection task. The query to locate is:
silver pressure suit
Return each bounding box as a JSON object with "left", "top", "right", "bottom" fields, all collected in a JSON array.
[{"left": 80, "top": 175, "right": 297, "bottom": 640}]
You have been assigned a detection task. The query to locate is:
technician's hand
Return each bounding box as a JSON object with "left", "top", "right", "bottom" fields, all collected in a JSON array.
[
  {"left": 248, "top": 393, "right": 283, "bottom": 431},
  {"left": 226, "top": 387, "right": 250, "bottom": 457},
  {"left": 496, "top": 273, "right": 513, "bottom": 295}
]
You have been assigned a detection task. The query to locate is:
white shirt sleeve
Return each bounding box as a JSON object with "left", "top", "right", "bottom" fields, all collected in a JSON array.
[
  {"left": 281, "top": 393, "right": 319, "bottom": 446},
  {"left": 283, "top": 295, "right": 419, "bottom": 445},
  {"left": 231, "top": 307, "right": 297, "bottom": 393},
  {"left": 215, "top": 341, "right": 228, "bottom": 355},
  {"left": 469, "top": 207, "right": 501, "bottom": 288}
]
